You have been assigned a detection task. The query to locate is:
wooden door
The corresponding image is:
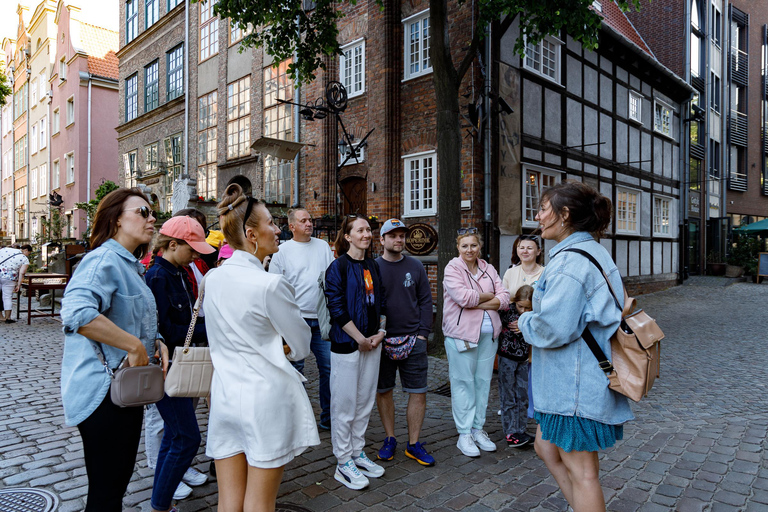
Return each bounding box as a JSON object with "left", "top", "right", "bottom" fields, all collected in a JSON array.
[{"left": 341, "top": 177, "right": 367, "bottom": 216}]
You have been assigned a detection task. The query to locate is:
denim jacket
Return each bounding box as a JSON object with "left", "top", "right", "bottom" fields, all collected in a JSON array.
[
  {"left": 60, "top": 239, "right": 158, "bottom": 426},
  {"left": 518, "top": 232, "right": 634, "bottom": 425}
]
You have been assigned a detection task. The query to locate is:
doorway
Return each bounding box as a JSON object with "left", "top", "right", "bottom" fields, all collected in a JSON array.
[
  {"left": 687, "top": 219, "right": 700, "bottom": 275},
  {"left": 341, "top": 177, "right": 367, "bottom": 217}
]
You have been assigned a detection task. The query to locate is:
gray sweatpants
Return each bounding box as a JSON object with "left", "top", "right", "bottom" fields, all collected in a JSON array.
[{"left": 498, "top": 358, "right": 529, "bottom": 435}]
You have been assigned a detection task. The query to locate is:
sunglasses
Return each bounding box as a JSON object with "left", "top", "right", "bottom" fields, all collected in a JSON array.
[
  {"left": 123, "top": 206, "right": 152, "bottom": 219},
  {"left": 457, "top": 227, "right": 479, "bottom": 235},
  {"left": 518, "top": 235, "right": 540, "bottom": 242},
  {"left": 243, "top": 197, "right": 259, "bottom": 237}
]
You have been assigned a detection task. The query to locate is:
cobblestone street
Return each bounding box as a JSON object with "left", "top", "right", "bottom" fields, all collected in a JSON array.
[{"left": 1, "top": 278, "right": 767, "bottom": 511}]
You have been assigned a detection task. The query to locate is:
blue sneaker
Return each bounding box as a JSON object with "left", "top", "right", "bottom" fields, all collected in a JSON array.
[
  {"left": 405, "top": 441, "right": 436, "bottom": 466},
  {"left": 378, "top": 436, "right": 397, "bottom": 461}
]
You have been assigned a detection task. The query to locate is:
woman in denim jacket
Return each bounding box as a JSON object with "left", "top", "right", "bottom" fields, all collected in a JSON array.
[
  {"left": 518, "top": 182, "right": 634, "bottom": 512},
  {"left": 144, "top": 216, "right": 215, "bottom": 512},
  {"left": 60, "top": 188, "right": 169, "bottom": 512}
]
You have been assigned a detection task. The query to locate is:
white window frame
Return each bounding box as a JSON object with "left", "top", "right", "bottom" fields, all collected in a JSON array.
[
  {"left": 30, "top": 167, "right": 37, "bottom": 198},
  {"left": 39, "top": 70, "right": 46, "bottom": 101},
  {"left": 39, "top": 163, "right": 47, "bottom": 197},
  {"left": 402, "top": 150, "right": 437, "bottom": 217},
  {"left": 66, "top": 152, "right": 75, "bottom": 184},
  {"left": 653, "top": 99, "right": 673, "bottom": 138},
  {"left": 39, "top": 118, "right": 47, "bottom": 149},
  {"left": 53, "top": 108, "right": 60, "bottom": 134},
  {"left": 31, "top": 77, "right": 38, "bottom": 105},
  {"left": 339, "top": 141, "right": 365, "bottom": 166},
  {"left": 340, "top": 39, "right": 365, "bottom": 98},
  {"left": 628, "top": 91, "right": 642, "bottom": 123},
  {"left": 652, "top": 195, "right": 673, "bottom": 237},
  {"left": 402, "top": 9, "right": 432, "bottom": 81},
  {"left": 615, "top": 186, "right": 640, "bottom": 235},
  {"left": 30, "top": 124, "right": 38, "bottom": 155},
  {"left": 52, "top": 159, "right": 60, "bottom": 189},
  {"left": 522, "top": 34, "right": 563, "bottom": 85},
  {"left": 522, "top": 164, "right": 563, "bottom": 228},
  {"left": 66, "top": 96, "right": 75, "bottom": 126}
]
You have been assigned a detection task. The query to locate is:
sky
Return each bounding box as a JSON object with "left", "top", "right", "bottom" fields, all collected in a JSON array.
[{"left": 0, "top": 0, "right": 119, "bottom": 43}]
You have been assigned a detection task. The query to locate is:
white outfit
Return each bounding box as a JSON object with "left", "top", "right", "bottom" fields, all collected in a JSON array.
[
  {"left": 0, "top": 248, "right": 29, "bottom": 309},
  {"left": 268, "top": 238, "right": 334, "bottom": 319},
  {"left": 203, "top": 250, "right": 320, "bottom": 467},
  {"left": 330, "top": 346, "right": 381, "bottom": 463}
]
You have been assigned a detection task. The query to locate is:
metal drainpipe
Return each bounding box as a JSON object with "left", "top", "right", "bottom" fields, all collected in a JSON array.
[
  {"left": 483, "top": 23, "right": 492, "bottom": 260},
  {"left": 183, "top": 0, "right": 189, "bottom": 181},
  {"left": 702, "top": 1, "right": 710, "bottom": 272},
  {"left": 721, "top": 0, "right": 729, "bottom": 232},
  {"left": 293, "top": 27, "right": 299, "bottom": 207},
  {"left": 86, "top": 73, "right": 92, "bottom": 204},
  {"left": 682, "top": 0, "right": 691, "bottom": 281},
  {"left": 47, "top": 89, "right": 52, "bottom": 226},
  {"left": 26, "top": 69, "right": 30, "bottom": 240},
  {"left": 10, "top": 68, "right": 15, "bottom": 241}
]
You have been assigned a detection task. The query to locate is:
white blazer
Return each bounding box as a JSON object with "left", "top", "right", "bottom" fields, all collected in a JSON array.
[{"left": 203, "top": 250, "right": 320, "bottom": 467}]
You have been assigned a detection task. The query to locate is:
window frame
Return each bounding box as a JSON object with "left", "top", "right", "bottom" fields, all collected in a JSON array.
[
  {"left": 339, "top": 141, "right": 366, "bottom": 166},
  {"left": 39, "top": 117, "right": 47, "bottom": 149},
  {"left": 66, "top": 96, "right": 75, "bottom": 126},
  {"left": 65, "top": 152, "right": 75, "bottom": 184},
  {"left": 39, "top": 163, "right": 47, "bottom": 197},
  {"left": 652, "top": 195, "right": 673, "bottom": 237},
  {"left": 168, "top": 0, "right": 182, "bottom": 10},
  {"left": 226, "top": 75, "right": 251, "bottom": 160},
  {"left": 145, "top": 60, "right": 159, "bottom": 112},
  {"left": 522, "top": 164, "right": 563, "bottom": 228},
  {"left": 30, "top": 167, "right": 37, "bottom": 198},
  {"left": 145, "top": 0, "right": 159, "bottom": 29},
  {"left": 402, "top": 9, "right": 432, "bottom": 81},
  {"left": 200, "top": 0, "right": 220, "bottom": 62},
  {"left": 30, "top": 124, "right": 38, "bottom": 155},
  {"left": 615, "top": 186, "right": 641, "bottom": 235},
  {"left": 125, "top": 74, "right": 138, "bottom": 122},
  {"left": 653, "top": 99, "right": 673, "bottom": 138},
  {"left": 145, "top": 141, "right": 160, "bottom": 173},
  {"left": 31, "top": 77, "right": 38, "bottom": 105},
  {"left": 126, "top": 0, "right": 138, "bottom": 44},
  {"left": 53, "top": 108, "right": 60, "bottom": 134},
  {"left": 402, "top": 150, "right": 438, "bottom": 217},
  {"left": 167, "top": 45, "right": 184, "bottom": 101},
  {"left": 339, "top": 38, "right": 365, "bottom": 98},
  {"left": 522, "top": 34, "right": 563, "bottom": 85},
  {"left": 197, "top": 91, "right": 218, "bottom": 199},
  {"left": 39, "top": 70, "right": 47, "bottom": 101},
  {"left": 628, "top": 91, "right": 642, "bottom": 123},
  {"left": 52, "top": 159, "right": 60, "bottom": 189}
]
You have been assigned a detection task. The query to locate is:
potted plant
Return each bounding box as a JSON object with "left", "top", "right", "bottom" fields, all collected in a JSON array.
[
  {"left": 706, "top": 251, "right": 726, "bottom": 276},
  {"left": 727, "top": 234, "right": 760, "bottom": 281}
]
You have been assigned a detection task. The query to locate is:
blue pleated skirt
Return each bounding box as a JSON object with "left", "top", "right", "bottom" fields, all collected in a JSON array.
[{"left": 535, "top": 411, "right": 623, "bottom": 452}]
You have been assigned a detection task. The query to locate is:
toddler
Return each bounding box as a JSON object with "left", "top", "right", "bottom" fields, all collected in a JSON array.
[{"left": 498, "top": 285, "right": 534, "bottom": 447}]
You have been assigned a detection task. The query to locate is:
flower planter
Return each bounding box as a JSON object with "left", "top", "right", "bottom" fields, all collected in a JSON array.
[{"left": 725, "top": 264, "right": 744, "bottom": 278}]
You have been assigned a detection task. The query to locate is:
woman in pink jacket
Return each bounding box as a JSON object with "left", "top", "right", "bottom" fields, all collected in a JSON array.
[{"left": 442, "top": 228, "right": 510, "bottom": 458}]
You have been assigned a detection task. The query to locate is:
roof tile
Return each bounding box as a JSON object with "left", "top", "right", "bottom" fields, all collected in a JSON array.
[
  {"left": 78, "top": 23, "right": 119, "bottom": 81},
  {"left": 599, "top": 1, "right": 655, "bottom": 58}
]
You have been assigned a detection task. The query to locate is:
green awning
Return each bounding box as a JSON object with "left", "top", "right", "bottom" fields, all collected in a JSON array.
[{"left": 734, "top": 218, "right": 768, "bottom": 234}]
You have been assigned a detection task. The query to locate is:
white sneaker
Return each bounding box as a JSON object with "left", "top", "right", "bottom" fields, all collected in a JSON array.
[
  {"left": 353, "top": 451, "right": 385, "bottom": 478},
  {"left": 334, "top": 460, "right": 369, "bottom": 490},
  {"left": 471, "top": 428, "right": 497, "bottom": 452},
  {"left": 457, "top": 434, "right": 480, "bottom": 457},
  {"left": 182, "top": 466, "right": 208, "bottom": 487},
  {"left": 172, "top": 481, "right": 193, "bottom": 500}
]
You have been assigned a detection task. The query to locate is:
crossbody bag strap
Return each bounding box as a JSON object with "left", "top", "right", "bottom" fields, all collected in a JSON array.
[
  {"left": 182, "top": 272, "right": 210, "bottom": 353},
  {"left": 90, "top": 341, "right": 116, "bottom": 378},
  {"left": 0, "top": 253, "right": 21, "bottom": 267}
]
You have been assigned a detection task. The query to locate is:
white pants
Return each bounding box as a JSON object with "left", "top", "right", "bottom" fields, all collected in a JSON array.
[
  {"left": 144, "top": 403, "right": 164, "bottom": 469},
  {"left": 0, "top": 278, "right": 15, "bottom": 313},
  {"left": 330, "top": 346, "right": 381, "bottom": 464}
]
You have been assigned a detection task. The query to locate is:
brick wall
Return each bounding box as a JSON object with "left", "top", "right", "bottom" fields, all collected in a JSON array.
[{"left": 626, "top": 0, "right": 685, "bottom": 78}]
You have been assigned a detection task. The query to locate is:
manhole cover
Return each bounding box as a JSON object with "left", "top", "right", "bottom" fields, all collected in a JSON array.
[
  {"left": 0, "top": 488, "right": 59, "bottom": 512},
  {"left": 276, "top": 504, "right": 313, "bottom": 512}
]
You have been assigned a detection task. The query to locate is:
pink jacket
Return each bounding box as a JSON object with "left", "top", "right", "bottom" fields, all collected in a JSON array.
[{"left": 442, "top": 257, "right": 510, "bottom": 344}]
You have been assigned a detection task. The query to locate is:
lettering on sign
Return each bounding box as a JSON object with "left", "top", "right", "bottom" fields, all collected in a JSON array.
[
  {"left": 689, "top": 194, "right": 700, "bottom": 214},
  {"left": 405, "top": 223, "right": 438, "bottom": 256}
]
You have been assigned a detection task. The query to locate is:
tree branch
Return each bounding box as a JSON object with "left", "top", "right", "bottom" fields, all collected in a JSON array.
[{"left": 456, "top": 30, "right": 482, "bottom": 84}]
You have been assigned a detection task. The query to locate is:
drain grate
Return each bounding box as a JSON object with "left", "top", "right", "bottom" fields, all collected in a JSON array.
[
  {"left": 430, "top": 381, "right": 451, "bottom": 397},
  {"left": 276, "top": 504, "right": 313, "bottom": 512},
  {"left": 0, "top": 488, "right": 59, "bottom": 512}
]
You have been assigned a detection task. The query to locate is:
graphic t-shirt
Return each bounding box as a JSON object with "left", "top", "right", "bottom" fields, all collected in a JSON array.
[{"left": 363, "top": 269, "right": 375, "bottom": 306}]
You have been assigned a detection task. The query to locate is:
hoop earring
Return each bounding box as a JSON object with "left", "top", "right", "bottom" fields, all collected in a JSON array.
[{"left": 561, "top": 222, "right": 564, "bottom": 227}]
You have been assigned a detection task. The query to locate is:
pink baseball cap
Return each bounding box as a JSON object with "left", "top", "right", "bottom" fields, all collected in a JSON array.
[
  {"left": 218, "top": 243, "right": 234, "bottom": 259},
  {"left": 159, "top": 216, "right": 215, "bottom": 254}
]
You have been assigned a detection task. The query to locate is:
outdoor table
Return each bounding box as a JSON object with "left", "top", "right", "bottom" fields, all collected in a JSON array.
[{"left": 15, "top": 273, "right": 69, "bottom": 325}]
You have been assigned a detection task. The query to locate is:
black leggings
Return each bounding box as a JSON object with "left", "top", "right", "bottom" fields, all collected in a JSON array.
[{"left": 77, "top": 392, "right": 144, "bottom": 512}]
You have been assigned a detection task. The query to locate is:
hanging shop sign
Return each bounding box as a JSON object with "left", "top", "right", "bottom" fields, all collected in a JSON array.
[{"left": 405, "top": 223, "right": 438, "bottom": 256}]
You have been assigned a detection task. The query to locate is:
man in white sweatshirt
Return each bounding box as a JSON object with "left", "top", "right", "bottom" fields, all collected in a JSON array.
[{"left": 269, "top": 207, "right": 335, "bottom": 429}]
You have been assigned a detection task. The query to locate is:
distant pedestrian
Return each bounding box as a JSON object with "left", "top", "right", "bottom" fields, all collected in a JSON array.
[
  {"left": 519, "top": 182, "right": 634, "bottom": 512},
  {"left": 204, "top": 184, "right": 319, "bottom": 511},
  {"left": 442, "top": 228, "right": 510, "bottom": 457},
  {"left": 0, "top": 244, "right": 31, "bottom": 323},
  {"left": 325, "top": 215, "right": 387, "bottom": 490},
  {"left": 374, "top": 219, "right": 435, "bottom": 466},
  {"left": 269, "top": 207, "right": 334, "bottom": 430},
  {"left": 497, "top": 284, "right": 534, "bottom": 448},
  {"left": 60, "top": 188, "right": 169, "bottom": 512}
]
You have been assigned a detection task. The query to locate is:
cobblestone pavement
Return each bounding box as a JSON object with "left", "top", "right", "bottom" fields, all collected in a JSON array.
[{"left": 1, "top": 278, "right": 767, "bottom": 511}]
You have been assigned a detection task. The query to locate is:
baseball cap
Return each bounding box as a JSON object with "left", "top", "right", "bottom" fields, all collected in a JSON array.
[
  {"left": 380, "top": 218, "right": 407, "bottom": 237},
  {"left": 218, "top": 243, "right": 234, "bottom": 260},
  {"left": 159, "top": 216, "right": 216, "bottom": 254}
]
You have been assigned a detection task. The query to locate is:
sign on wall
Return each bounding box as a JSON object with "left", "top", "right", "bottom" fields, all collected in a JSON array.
[{"left": 405, "top": 223, "right": 438, "bottom": 256}]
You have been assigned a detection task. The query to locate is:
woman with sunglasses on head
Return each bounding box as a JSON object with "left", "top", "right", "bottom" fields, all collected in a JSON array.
[
  {"left": 442, "top": 228, "right": 510, "bottom": 458},
  {"left": 204, "top": 184, "right": 319, "bottom": 512},
  {"left": 60, "top": 189, "right": 169, "bottom": 511},
  {"left": 518, "top": 182, "right": 633, "bottom": 512},
  {"left": 324, "top": 215, "right": 387, "bottom": 490},
  {"left": 502, "top": 235, "right": 544, "bottom": 296},
  {"left": 143, "top": 216, "right": 215, "bottom": 512}
]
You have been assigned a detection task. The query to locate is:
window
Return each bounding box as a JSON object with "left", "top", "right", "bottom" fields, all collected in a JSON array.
[
  {"left": 126, "top": 74, "right": 138, "bottom": 121},
  {"left": 653, "top": 196, "right": 671, "bottom": 236},
  {"left": 592, "top": 1, "right": 602, "bottom": 11},
  {"left": 629, "top": 91, "right": 642, "bottom": 122},
  {"left": 39, "top": 118, "right": 47, "bottom": 149},
  {"left": 711, "top": 4, "right": 721, "bottom": 47},
  {"left": 39, "top": 163, "right": 47, "bottom": 196},
  {"left": 710, "top": 72, "right": 720, "bottom": 112},
  {"left": 65, "top": 153, "right": 75, "bottom": 184},
  {"left": 52, "top": 159, "right": 60, "bottom": 189},
  {"left": 230, "top": 21, "right": 250, "bottom": 45},
  {"left": 31, "top": 78, "right": 38, "bottom": 104},
  {"left": 523, "top": 35, "right": 562, "bottom": 84},
  {"left": 709, "top": 140, "right": 720, "bottom": 178},
  {"left": 403, "top": 151, "right": 436, "bottom": 216},
  {"left": 167, "top": 45, "right": 184, "bottom": 101},
  {"left": 339, "top": 141, "right": 365, "bottom": 166},
  {"left": 2, "top": 150, "right": 10, "bottom": 179},
  {"left": 145, "top": 142, "right": 160, "bottom": 172},
  {"left": 30, "top": 125, "right": 38, "bottom": 154},
  {"left": 53, "top": 109, "right": 60, "bottom": 134},
  {"left": 126, "top": 0, "right": 138, "bottom": 43},
  {"left": 403, "top": 10, "right": 431, "bottom": 80},
  {"left": 689, "top": 95, "right": 701, "bottom": 145},
  {"left": 144, "top": 61, "right": 159, "bottom": 112},
  {"left": 523, "top": 166, "right": 561, "bottom": 226},
  {"left": 59, "top": 58, "right": 67, "bottom": 81},
  {"left": 66, "top": 97, "right": 74, "bottom": 125},
  {"left": 146, "top": 0, "right": 158, "bottom": 29},
  {"left": 39, "top": 70, "right": 46, "bottom": 100},
  {"left": 2, "top": 106, "right": 10, "bottom": 134},
  {"left": 123, "top": 150, "right": 137, "bottom": 187},
  {"left": 30, "top": 168, "right": 37, "bottom": 198},
  {"left": 168, "top": 0, "right": 182, "bottom": 9},
  {"left": 654, "top": 100, "right": 672, "bottom": 137},
  {"left": 690, "top": 31, "right": 701, "bottom": 77},
  {"left": 14, "top": 136, "right": 27, "bottom": 170},
  {"left": 164, "top": 133, "right": 183, "bottom": 205},
  {"left": 200, "top": 0, "right": 219, "bottom": 61},
  {"left": 616, "top": 188, "right": 640, "bottom": 235},
  {"left": 197, "top": 91, "right": 218, "bottom": 199},
  {"left": 689, "top": 157, "right": 701, "bottom": 191},
  {"left": 13, "top": 83, "right": 27, "bottom": 119},
  {"left": 227, "top": 76, "right": 251, "bottom": 159},
  {"left": 263, "top": 60, "right": 293, "bottom": 203},
  {"left": 340, "top": 39, "right": 365, "bottom": 97}
]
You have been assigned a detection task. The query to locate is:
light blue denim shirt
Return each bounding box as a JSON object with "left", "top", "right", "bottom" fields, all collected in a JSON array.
[
  {"left": 518, "top": 232, "right": 634, "bottom": 425},
  {"left": 60, "top": 239, "right": 158, "bottom": 426}
]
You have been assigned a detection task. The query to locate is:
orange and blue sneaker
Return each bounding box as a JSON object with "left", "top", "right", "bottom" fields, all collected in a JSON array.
[
  {"left": 405, "top": 441, "right": 436, "bottom": 466},
  {"left": 377, "top": 436, "right": 397, "bottom": 461}
]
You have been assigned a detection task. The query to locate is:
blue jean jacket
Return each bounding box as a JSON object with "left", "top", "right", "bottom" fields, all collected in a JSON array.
[
  {"left": 60, "top": 239, "right": 158, "bottom": 426},
  {"left": 518, "top": 232, "right": 634, "bottom": 425}
]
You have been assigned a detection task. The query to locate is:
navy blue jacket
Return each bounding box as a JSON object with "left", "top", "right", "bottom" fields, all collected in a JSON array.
[
  {"left": 145, "top": 256, "right": 207, "bottom": 354},
  {"left": 325, "top": 254, "right": 387, "bottom": 354}
]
